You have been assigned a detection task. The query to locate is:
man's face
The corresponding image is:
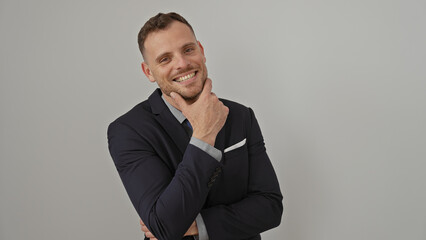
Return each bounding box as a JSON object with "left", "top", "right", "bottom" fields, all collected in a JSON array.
[{"left": 142, "top": 21, "right": 207, "bottom": 103}]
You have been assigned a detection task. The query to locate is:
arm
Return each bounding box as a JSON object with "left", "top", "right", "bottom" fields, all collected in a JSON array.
[
  {"left": 108, "top": 122, "right": 219, "bottom": 240},
  {"left": 108, "top": 79, "right": 228, "bottom": 240},
  {"left": 200, "top": 108, "right": 283, "bottom": 240}
]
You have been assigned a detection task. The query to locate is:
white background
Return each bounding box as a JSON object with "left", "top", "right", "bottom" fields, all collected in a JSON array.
[{"left": 1, "top": 0, "right": 425, "bottom": 239}]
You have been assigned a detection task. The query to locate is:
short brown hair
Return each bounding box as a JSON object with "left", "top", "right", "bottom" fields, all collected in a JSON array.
[{"left": 137, "top": 12, "right": 195, "bottom": 58}]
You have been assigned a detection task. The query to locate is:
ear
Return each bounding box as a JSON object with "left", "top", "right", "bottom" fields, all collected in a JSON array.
[
  {"left": 141, "top": 62, "right": 156, "bottom": 83},
  {"left": 197, "top": 41, "right": 206, "bottom": 63}
]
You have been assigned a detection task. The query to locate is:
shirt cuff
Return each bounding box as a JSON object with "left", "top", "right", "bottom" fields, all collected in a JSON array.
[
  {"left": 190, "top": 137, "right": 222, "bottom": 162},
  {"left": 195, "top": 213, "right": 209, "bottom": 240}
]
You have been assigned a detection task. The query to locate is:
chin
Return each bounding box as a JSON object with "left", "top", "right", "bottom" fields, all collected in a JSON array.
[
  {"left": 181, "top": 91, "right": 201, "bottom": 101},
  {"left": 180, "top": 86, "right": 203, "bottom": 100}
]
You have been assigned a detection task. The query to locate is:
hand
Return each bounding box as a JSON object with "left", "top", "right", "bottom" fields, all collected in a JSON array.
[
  {"left": 140, "top": 219, "right": 198, "bottom": 239},
  {"left": 140, "top": 219, "right": 157, "bottom": 240},
  {"left": 184, "top": 221, "right": 198, "bottom": 236},
  {"left": 171, "top": 78, "right": 229, "bottom": 146}
]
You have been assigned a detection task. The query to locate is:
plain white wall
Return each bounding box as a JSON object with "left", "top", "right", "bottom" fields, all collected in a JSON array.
[{"left": 1, "top": 0, "right": 425, "bottom": 239}]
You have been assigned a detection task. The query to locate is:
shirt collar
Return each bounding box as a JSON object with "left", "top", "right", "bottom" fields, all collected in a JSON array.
[{"left": 161, "top": 94, "right": 186, "bottom": 124}]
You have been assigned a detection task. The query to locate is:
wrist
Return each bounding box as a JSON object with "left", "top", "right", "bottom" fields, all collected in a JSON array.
[{"left": 193, "top": 134, "right": 216, "bottom": 146}]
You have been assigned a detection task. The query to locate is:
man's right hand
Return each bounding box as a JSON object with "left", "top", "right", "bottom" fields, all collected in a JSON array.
[
  {"left": 140, "top": 219, "right": 198, "bottom": 239},
  {"left": 140, "top": 219, "right": 158, "bottom": 240},
  {"left": 171, "top": 78, "right": 229, "bottom": 146}
]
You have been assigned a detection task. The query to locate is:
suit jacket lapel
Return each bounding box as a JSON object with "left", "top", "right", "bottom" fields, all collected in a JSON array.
[{"left": 149, "top": 89, "right": 190, "bottom": 155}]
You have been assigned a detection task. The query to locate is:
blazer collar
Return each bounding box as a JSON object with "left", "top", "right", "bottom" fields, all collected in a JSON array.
[
  {"left": 149, "top": 89, "right": 167, "bottom": 114},
  {"left": 148, "top": 89, "right": 190, "bottom": 154}
]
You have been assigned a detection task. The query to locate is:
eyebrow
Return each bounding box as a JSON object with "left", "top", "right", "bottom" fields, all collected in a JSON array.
[
  {"left": 154, "top": 42, "right": 197, "bottom": 63},
  {"left": 182, "top": 42, "right": 197, "bottom": 49}
]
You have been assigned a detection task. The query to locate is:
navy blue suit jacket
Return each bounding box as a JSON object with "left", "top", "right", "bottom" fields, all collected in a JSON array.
[{"left": 107, "top": 89, "right": 283, "bottom": 240}]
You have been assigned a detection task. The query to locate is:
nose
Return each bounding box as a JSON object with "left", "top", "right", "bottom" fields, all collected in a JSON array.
[{"left": 175, "top": 54, "right": 190, "bottom": 70}]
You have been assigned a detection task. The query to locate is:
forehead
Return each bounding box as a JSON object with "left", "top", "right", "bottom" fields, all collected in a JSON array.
[{"left": 144, "top": 21, "right": 197, "bottom": 60}]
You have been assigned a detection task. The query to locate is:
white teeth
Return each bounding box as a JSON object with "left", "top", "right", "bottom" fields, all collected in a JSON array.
[{"left": 176, "top": 72, "right": 195, "bottom": 82}]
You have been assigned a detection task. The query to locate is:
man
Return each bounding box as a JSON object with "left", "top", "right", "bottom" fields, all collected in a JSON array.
[{"left": 107, "top": 12, "right": 283, "bottom": 240}]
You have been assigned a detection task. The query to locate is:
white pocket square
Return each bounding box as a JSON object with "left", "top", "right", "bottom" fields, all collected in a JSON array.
[{"left": 224, "top": 138, "right": 246, "bottom": 153}]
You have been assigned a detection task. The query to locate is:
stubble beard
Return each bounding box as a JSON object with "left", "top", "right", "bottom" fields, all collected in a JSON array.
[
  {"left": 181, "top": 73, "right": 207, "bottom": 101},
  {"left": 162, "top": 67, "right": 208, "bottom": 102}
]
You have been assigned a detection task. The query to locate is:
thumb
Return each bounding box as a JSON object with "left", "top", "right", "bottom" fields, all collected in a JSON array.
[{"left": 170, "top": 92, "right": 187, "bottom": 110}]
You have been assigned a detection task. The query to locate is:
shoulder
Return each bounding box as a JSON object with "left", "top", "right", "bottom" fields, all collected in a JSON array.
[
  {"left": 107, "top": 99, "right": 156, "bottom": 134},
  {"left": 220, "top": 98, "right": 249, "bottom": 113},
  {"left": 220, "top": 98, "right": 261, "bottom": 131},
  {"left": 109, "top": 88, "right": 164, "bottom": 128},
  {"left": 115, "top": 99, "right": 151, "bottom": 122},
  {"left": 220, "top": 98, "right": 254, "bottom": 120},
  {"left": 220, "top": 99, "right": 264, "bottom": 145}
]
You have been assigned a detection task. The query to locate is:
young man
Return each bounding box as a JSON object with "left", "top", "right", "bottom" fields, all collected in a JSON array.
[{"left": 108, "top": 12, "right": 283, "bottom": 240}]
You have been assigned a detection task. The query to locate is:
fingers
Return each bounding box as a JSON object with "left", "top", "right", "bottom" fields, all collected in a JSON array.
[
  {"left": 140, "top": 218, "right": 157, "bottom": 239},
  {"left": 201, "top": 78, "right": 212, "bottom": 97},
  {"left": 184, "top": 221, "right": 198, "bottom": 236},
  {"left": 140, "top": 219, "right": 154, "bottom": 238},
  {"left": 141, "top": 225, "right": 150, "bottom": 233},
  {"left": 170, "top": 91, "right": 186, "bottom": 110},
  {"left": 170, "top": 78, "right": 213, "bottom": 110},
  {"left": 145, "top": 231, "right": 156, "bottom": 238},
  {"left": 195, "top": 78, "right": 216, "bottom": 105},
  {"left": 142, "top": 229, "right": 157, "bottom": 239}
]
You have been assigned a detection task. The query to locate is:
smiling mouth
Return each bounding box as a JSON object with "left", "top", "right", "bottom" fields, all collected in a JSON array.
[{"left": 174, "top": 72, "right": 196, "bottom": 82}]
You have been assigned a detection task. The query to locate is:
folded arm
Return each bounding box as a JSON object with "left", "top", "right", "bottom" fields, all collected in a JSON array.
[{"left": 108, "top": 121, "right": 221, "bottom": 240}]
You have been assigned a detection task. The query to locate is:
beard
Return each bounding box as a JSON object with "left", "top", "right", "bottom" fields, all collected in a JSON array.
[
  {"left": 160, "top": 65, "right": 208, "bottom": 101},
  {"left": 180, "top": 76, "right": 206, "bottom": 101}
]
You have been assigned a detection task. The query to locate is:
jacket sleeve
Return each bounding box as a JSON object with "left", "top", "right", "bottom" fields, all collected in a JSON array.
[
  {"left": 200, "top": 108, "right": 283, "bottom": 240},
  {"left": 107, "top": 121, "right": 221, "bottom": 240}
]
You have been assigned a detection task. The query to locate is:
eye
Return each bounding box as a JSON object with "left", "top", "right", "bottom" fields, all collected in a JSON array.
[
  {"left": 184, "top": 47, "right": 194, "bottom": 53},
  {"left": 159, "top": 57, "right": 169, "bottom": 63}
]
